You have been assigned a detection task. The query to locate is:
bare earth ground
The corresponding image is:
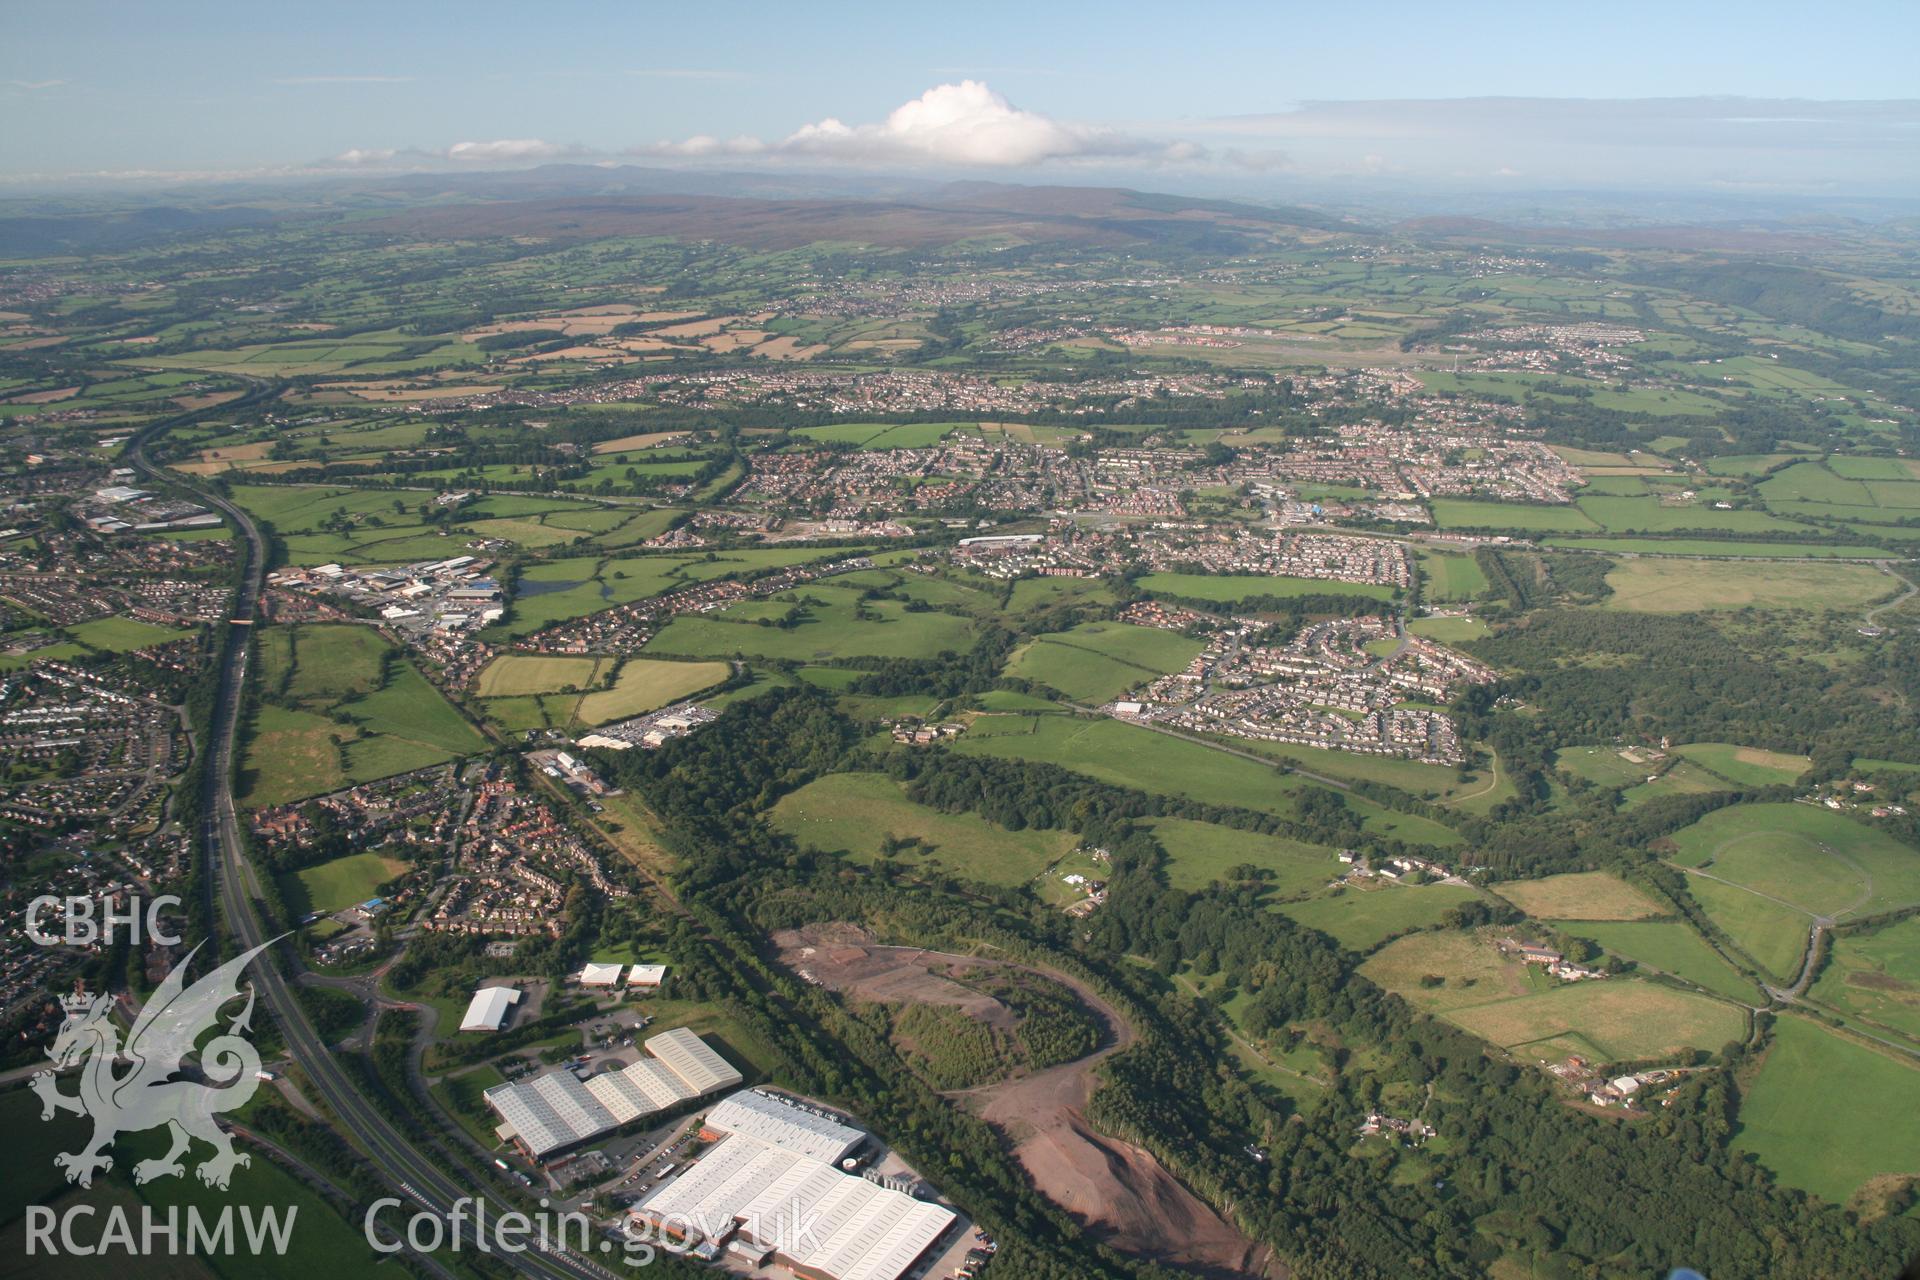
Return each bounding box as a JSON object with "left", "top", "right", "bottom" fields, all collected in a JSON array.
[
  {"left": 591, "top": 430, "right": 691, "bottom": 454},
  {"left": 751, "top": 335, "right": 828, "bottom": 360},
  {"left": 3, "top": 384, "right": 80, "bottom": 403},
  {"left": 773, "top": 923, "right": 1281, "bottom": 1278}
]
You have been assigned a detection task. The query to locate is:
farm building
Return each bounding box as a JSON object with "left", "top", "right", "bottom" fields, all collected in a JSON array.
[
  {"left": 484, "top": 1027, "right": 741, "bottom": 1160},
  {"left": 459, "top": 985, "right": 522, "bottom": 1032},
  {"left": 632, "top": 1096, "right": 955, "bottom": 1280}
]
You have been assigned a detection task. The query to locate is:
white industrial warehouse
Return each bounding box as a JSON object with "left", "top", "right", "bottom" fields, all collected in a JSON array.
[
  {"left": 484, "top": 1027, "right": 742, "bottom": 1159},
  {"left": 631, "top": 1088, "right": 957, "bottom": 1280},
  {"left": 703, "top": 1089, "right": 865, "bottom": 1164},
  {"left": 576, "top": 962, "right": 625, "bottom": 987},
  {"left": 459, "top": 985, "right": 522, "bottom": 1032}
]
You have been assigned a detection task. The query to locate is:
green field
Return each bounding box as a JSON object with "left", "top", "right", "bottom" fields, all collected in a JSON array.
[
  {"left": 1808, "top": 915, "right": 1920, "bottom": 1043},
  {"left": 1362, "top": 928, "right": 1547, "bottom": 1009},
  {"left": 1759, "top": 461, "right": 1878, "bottom": 506},
  {"left": 832, "top": 568, "right": 999, "bottom": 613},
  {"left": 1564, "top": 920, "right": 1762, "bottom": 1002},
  {"left": 1150, "top": 816, "right": 1341, "bottom": 895},
  {"left": 238, "top": 625, "right": 484, "bottom": 807},
  {"left": 481, "top": 693, "right": 576, "bottom": 733},
  {"left": 956, "top": 712, "right": 1300, "bottom": 814},
  {"left": 229, "top": 482, "right": 604, "bottom": 566},
  {"left": 1005, "top": 576, "right": 1116, "bottom": 613},
  {"left": 1856, "top": 758, "right": 1920, "bottom": 775},
  {"left": 474, "top": 653, "right": 606, "bottom": 697},
  {"left": 0, "top": 614, "right": 194, "bottom": 671},
  {"left": 1417, "top": 550, "right": 1490, "bottom": 601},
  {"left": 1415, "top": 372, "right": 1723, "bottom": 418},
  {"left": 492, "top": 554, "right": 696, "bottom": 638},
  {"left": 647, "top": 588, "right": 976, "bottom": 661},
  {"left": 1620, "top": 760, "right": 1732, "bottom": 809},
  {"left": 576, "top": 659, "right": 730, "bottom": 724},
  {"left": 1005, "top": 620, "right": 1204, "bottom": 702},
  {"left": 1575, "top": 495, "right": 1809, "bottom": 536},
  {"left": 1734, "top": 1014, "right": 1920, "bottom": 1204},
  {"left": 1547, "top": 538, "right": 1893, "bottom": 558},
  {"left": 1444, "top": 977, "right": 1745, "bottom": 1063},
  {"left": 1672, "top": 742, "right": 1811, "bottom": 787},
  {"left": 1136, "top": 571, "right": 1396, "bottom": 603},
  {"left": 286, "top": 851, "right": 408, "bottom": 916},
  {"left": 138, "top": 329, "right": 481, "bottom": 376},
  {"left": 1368, "top": 930, "right": 1746, "bottom": 1059},
  {"left": 1492, "top": 871, "right": 1665, "bottom": 921},
  {"left": 66, "top": 615, "right": 195, "bottom": 651},
  {"left": 1277, "top": 882, "right": 1481, "bottom": 952},
  {"left": 1704, "top": 454, "right": 1804, "bottom": 477},
  {"left": 1578, "top": 474, "right": 1650, "bottom": 495},
  {"left": 953, "top": 712, "right": 1459, "bottom": 846},
  {"left": 429, "top": 1063, "right": 511, "bottom": 1150},
  {"left": 972, "top": 688, "right": 1065, "bottom": 713},
  {"left": 1678, "top": 835, "right": 1867, "bottom": 926},
  {"left": 769, "top": 771, "right": 1077, "bottom": 886},
  {"left": 791, "top": 421, "right": 961, "bottom": 449},
  {"left": 471, "top": 653, "right": 728, "bottom": 728},
  {"left": 1668, "top": 802, "right": 1920, "bottom": 920},
  {"left": 700, "top": 666, "right": 801, "bottom": 710},
  {"left": 1828, "top": 456, "right": 1920, "bottom": 482},
  {"left": 1429, "top": 499, "right": 1599, "bottom": 533},
  {"left": 1602, "top": 558, "right": 1895, "bottom": 612},
  {"left": 1553, "top": 744, "right": 1665, "bottom": 789},
  {"left": 1683, "top": 875, "right": 1810, "bottom": 980},
  {"left": 1223, "top": 735, "right": 1513, "bottom": 813},
  {"left": 1407, "top": 614, "right": 1489, "bottom": 643}
]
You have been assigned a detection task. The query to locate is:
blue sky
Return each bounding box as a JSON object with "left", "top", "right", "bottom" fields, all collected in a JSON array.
[{"left": 4, "top": 0, "right": 1918, "bottom": 193}]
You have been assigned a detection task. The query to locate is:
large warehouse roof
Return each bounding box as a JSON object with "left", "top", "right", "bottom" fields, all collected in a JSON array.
[
  {"left": 586, "top": 1058, "right": 700, "bottom": 1123},
  {"left": 578, "top": 962, "right": 624, "bottom": 986},
  {"left": 486, "top": 1071, "right": 616, "bottom": 1158},
  {"left": 636, "top": 1136, "right": 954, "bottom": 1280},
  {"left": 460, "top": 985, "right": 521, "bottom": 1032},
  {"left": 705, "top": 1089, "right": 865, "bottom": 1165},
  {"left": 486, "top": 1028, "right": 738, "bottom": 1159},
  {"left": 646, "top": 1026, "right": 743, "bottom": 1095}
]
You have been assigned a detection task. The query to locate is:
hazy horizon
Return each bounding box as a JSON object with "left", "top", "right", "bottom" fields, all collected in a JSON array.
[{"left": 5, "top": 1, "right": 1918, "bottom": 200}]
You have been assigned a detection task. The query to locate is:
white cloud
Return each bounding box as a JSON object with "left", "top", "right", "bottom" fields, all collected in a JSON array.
[
  {"left": 643, "top": 134, "right": 768, "bottom": 158},
  {"left": 274, "top": 75, "right": 413, "bottom": 85},
  {"left": 638, "top": 80, "right": 1190, "bottom": 168},
  {"left": 310, "top": 139, "right": 591, "bottom": 172},
  {"left": 5, "top": 79, "right": 66, "bottom": 92},
  {"left": 444, "top": 138, "right": 583, "bottom": 162}
]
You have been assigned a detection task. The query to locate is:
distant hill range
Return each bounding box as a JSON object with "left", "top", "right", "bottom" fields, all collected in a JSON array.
[
  {"left": 351, "top": 181, "right": 1355, "bottom": 252},
  {"left": 0, "top": 166, "right": 1352, "bottom": 255},
  {"left": 1390, "top": 214, "right": 1846, "bottom": 253},
  {"left": 1, "top": 162, "right": 1911, "bottom": 256}
]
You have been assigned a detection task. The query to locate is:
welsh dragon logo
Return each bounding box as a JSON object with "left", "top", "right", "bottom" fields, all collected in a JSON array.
[{"left": 31, "top": 939, "right": 276, "bottom": 1190}]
